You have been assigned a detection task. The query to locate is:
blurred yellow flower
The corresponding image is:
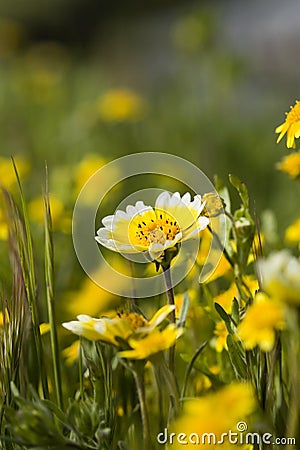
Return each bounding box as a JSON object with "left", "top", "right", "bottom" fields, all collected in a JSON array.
[
  {"left": 97, "top": 89, "right": 145, "bottom": 122},
  {"left": 0, "top": 156, "right": 29, "bottom": 190},
  {"left": 28, "top": 195, "right": 71, "bottom": 233},
  {"left": 72, "top": 154, "right": 121, "bottom": 204},
  {"left": 214, "top": 276, "right": 259, "bottom": 314},
  {"left": 214, "top": 283, "right": 237, "bottom": 314},
  {"left": 73, "top": 154, "right": 106, "bottom": 195},
  {"left": 0, "top": 309, "right": 9, "bottom": 327},
  {"left": 28, "top": 69, "right": 62, "bottom": 104},
  {"left": 118, "top": 325, "right": 183, "bottom": 360},
  {"left": 276, "top": 151, "right": 300, "bottom": 179},
  {"left": 0, "top": 205, "right": 8, "bottom": 240},
  {"left": 39, "top": 323, "right": 50, "bottom": 335},
  {"left": 285, "top": 218, "right": 300, "bottom": 244},
  {"left": 62, "top": 340, "right": 80, "bottom": 366},
  {"left": 169, "top": 382, "right": 256, "bottom": 449},
  {"left": 276, "top": 100, "right": 300, "bottom": 148},
  {"left": 197, "top": 229, "right": 232, "bottom": 282},
  {"left": 259, "top": 250, "right": 300, "bottom": 305},
  {"left": 65, "top": 259, "right": 130, "bottom": 317},
  {"left": 237, "top": 293, "right": 285, "bottom": 352},
  {"left": 63, "top": 304, "right": 176, "bottom": 347},
  {"left": 213, "top": 321, "right": 228, "bottom": 352}
]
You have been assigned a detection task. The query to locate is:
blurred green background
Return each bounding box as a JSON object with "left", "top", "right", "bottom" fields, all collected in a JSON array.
[
  {"left": 1, "top": 0, "right": 300, "bottom": 404},
  {"left": 1, "top": 0, "right": 300, "bottom": 297}
]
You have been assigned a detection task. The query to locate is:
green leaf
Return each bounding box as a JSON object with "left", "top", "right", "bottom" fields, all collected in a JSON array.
[
  {"left": 229, "top": 174, "right": 249, "bottom": 209},
  {"left": 177, "top": 291, "right": 190, "bottom": 329},
  {"left": 231, "top": 297, "right": 240, "bottom": 325},
  {"left": 214, "top": 303, "right": 233, "bottom": 334},
  {"left": 226, "top": 334, "right": 247, "bottom": 379}
]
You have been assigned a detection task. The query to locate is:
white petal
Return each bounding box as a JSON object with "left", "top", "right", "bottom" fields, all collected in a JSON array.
[
  {"left": 181, "top": 192, "right": 191, "bottom": 204},
  {"left": 170, "top": 192, "right": 181, "bottom": 207},
  {"left": 102, "top": 215, "right": 114, "bottom": 228},
  {"left": 155, "top": 191, "right": 171, "bottom": 210},
  {"left": 77, "top": 314, "right": 93, "bottom": 322},
  {"left": 96, "top": 227, "right": 111, "bottom": 239}
]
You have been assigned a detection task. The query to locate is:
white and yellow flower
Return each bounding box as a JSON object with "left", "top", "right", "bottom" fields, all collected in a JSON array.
[
  {"left": 258, "top": 250, "right": 300, "bottom": 305},
  {"left": 62, "top": 304, "right": 176, "bottom": 346},
  {"left": 95, "top": 191, "right": 209, "bottom": 260}
]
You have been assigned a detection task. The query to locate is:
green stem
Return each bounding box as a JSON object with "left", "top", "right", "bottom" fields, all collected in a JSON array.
[
  {"left": 286, "top": 310, "right": 300, "bottom": 447},
  {"left": 132, "top": 367, "right": 151, "bottom": 450},
  {"left": 78, "top": 338, "right": 84, "bottom": 399},
  {"left": 181, "top": 341, "right": 207, "bottom": 400},
  {"left": 162, "top": 266, "right": 176, "bottom": 373},
  {"left": 44, "top": 191, "right": 63, "bottom": 409}
]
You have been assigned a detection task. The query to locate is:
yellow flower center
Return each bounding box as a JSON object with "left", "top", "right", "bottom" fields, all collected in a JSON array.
[
  {"left": 129, "top": 212, "right": 180, "bottom": 247},
  {"left": 286, "top": 100, "right": 300, "bottom": 123},
  {"left": 119, "top": 312, "right": 148, "bottom": 330}
]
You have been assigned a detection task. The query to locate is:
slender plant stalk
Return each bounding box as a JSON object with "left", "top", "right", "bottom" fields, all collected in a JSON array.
[
  {"left": 44, "top": 187, "right": 63, "bottom": 409},
  {"left": 286, "top": 311, "right": 300, "bottom": 447},
  {"left": 8, "top": 162, "right": 49, "bottom": 399},
  {"left": 181, "top": 341, "right": 207, "bottom": 400},
  {"left": 78, "top": 338, "right": 84, "bottom": 399},
  {"left": 162, "top": 266, "right": 176, "bottom": 373},
  {"left": 132, "top": 368, "right": 151, "bottom": 450}
]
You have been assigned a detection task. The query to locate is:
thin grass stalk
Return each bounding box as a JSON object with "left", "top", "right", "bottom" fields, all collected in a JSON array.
[
  {"left": 131, "top": 368, "right": 151, "bottom": 450},
  {"left": 44, "top": 187, "right": 63, "bottom": 409},
  {"left": 78, "top": 338, "right": 84, "bottom": 399},
  {"left": 162, "top": 266, "right": 176, "bottom": 373},
  {"left": 2, "top": 185, "right": 48, "bottom": 399}
]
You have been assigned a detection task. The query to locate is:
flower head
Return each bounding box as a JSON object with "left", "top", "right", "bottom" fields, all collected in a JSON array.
[
  {"left": 169, "top": 382, "right": 256, "bottom": 449},
  {"left": 62, "top": 304, "right": 176, "bottom": 347},
  {"left": 275, "top": 100, "right": 300, "bottom": 148},
  {"left": 258, "top": 250, "right": 300, "bottom": 305},
  {"left": 237, "top": 292, "right": 285, "bottom": 352},
  {"left": 118, "top": 324, "right": 183, "bottom": 360},
  {"left": 276, "top": 151, "right": 300, "bottom": 179},
  {"left": 97, "top": 89, "right": 145, "bottom": 122},
  {"left": 95, "top": 191, "right": 209, "bottom": 262},
  {"left": 0, "top": 156, "right": 29, "bottom": 190},
  {"left": 285, "top": 218, "right": 300, "bottom": 244},
  {"left": 213, "top": 321, "right": 228, "bottom": 352}
]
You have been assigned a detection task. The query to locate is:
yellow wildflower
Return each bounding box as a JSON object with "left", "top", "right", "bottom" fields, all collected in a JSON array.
[
  {"left": 258, "top": 250, "right": 300, "bottom": 305},
  {"left": 28, "top": 195, "right": 71, "bottom": 233},
  {"left": 97, "top": 89, "right": 145, "bottom": 122},
  {"left": 118, "top": 325, "right": 183, "bottom": 360},
  {"left": 168, "top": 382, "right": 256, "bottom": 449},
  {"left": 73, "top": 154, "right": 106, "bottom": 196},
  {"left": 276, "top": 151, "right": 300, "bottom": 179},
  {"left": 213, "top": 321, "right": 228, "bottom": 352},
  {"left": 39, "top": 323, "right": 51, "bottom": 335},
  {"left": 285, "top": 218, "right": 300, "bottom": 244},
  {"left": 96, "top": 191, "right": 209, "bottom": 262},
  {"left": 275, "top": 100, "right": 300, "bottom": 148},
  {"left": 237, "top": 293, "right": 285, "bottom": 352},
  {"left": 0, "top": 156, "right": 29, "bottom": 190},
  {"left": 65, "top": 260, "right": 129, "bottom": 317},
  {"left": 62, "top": 340, "right": 80, "bottom": 366},
  {"left": 0, "top": 309, "right": 9, "bottom": 327},
  {"left": 62, "top": 304, "right": 176, "bottom": 347},
  {"left": 197, "top": 229, "right": 232, "bottom": 282},
  {"left": 214, "top": 276, "right": 259, "bottom": 314},
  {"left": 0, "top": 205, "right": 8, "bottom": 240}
]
